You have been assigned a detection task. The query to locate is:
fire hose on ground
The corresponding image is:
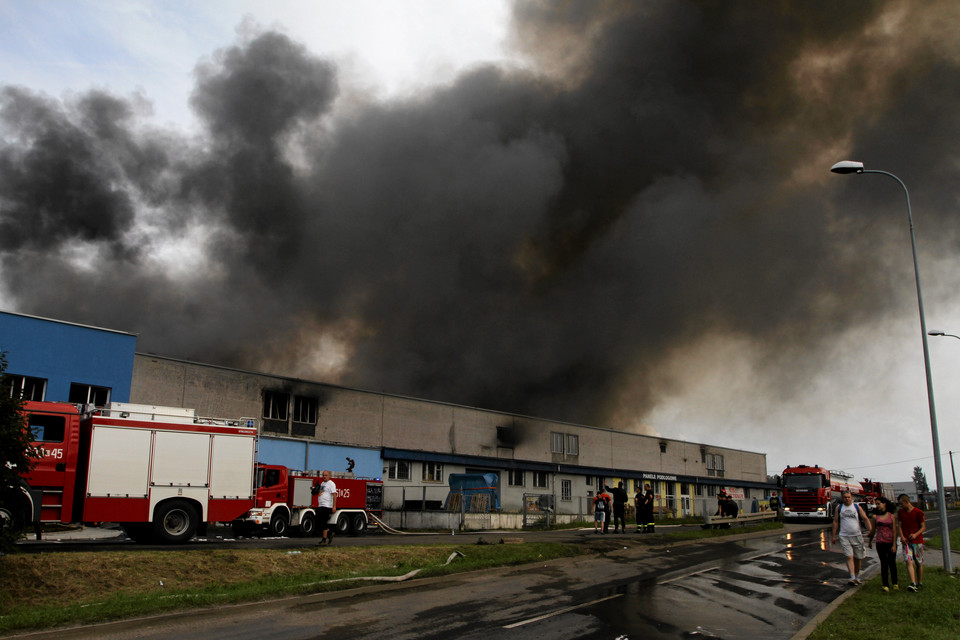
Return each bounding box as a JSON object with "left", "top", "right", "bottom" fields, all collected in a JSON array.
[{"left": 367, "top": 511, "right": 445, "bottom": 536}]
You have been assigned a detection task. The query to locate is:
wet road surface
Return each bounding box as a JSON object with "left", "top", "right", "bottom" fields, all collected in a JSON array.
[
  {"left": 519, "top": 530, "right": 855, "bottom": 639},
  {"left": 17, "top": 526, "right": 872, "bottom": 640}
]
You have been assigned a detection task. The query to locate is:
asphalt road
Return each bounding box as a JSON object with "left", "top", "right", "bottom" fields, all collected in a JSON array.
[
  {"left": 13, "top": 514, "right": 960, "bottom": 640},
  {"left": 6, "top": 525, "right": 871, "bottom": 640}
]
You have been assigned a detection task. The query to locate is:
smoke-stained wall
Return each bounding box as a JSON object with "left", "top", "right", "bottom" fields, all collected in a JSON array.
[{"left": 131, "top": 353, "right": 767, "bottom": 485}]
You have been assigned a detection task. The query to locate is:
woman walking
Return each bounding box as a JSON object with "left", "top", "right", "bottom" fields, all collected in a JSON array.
[{"left": 868, "top": 497, "right": 899, "bottom": 592}]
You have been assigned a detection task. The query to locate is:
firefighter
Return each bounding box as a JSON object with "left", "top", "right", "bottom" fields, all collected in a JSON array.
[
  {"left": 768, "top": 491, "right": 781, "bottom": 520},
  {"left": 636, "top": 483, "right": 655, "bottom": 533}
]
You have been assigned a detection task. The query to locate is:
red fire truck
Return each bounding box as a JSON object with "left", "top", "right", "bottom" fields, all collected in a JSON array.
[
  {"left": 780, "top": 464, "right": 867, "bottom": 522},
  {"left": 241, "top": 464, "right": 383, "bottom": 537},
  {"left": 859, "top": 478, "right": 895, "bottom": 512},
  {"left": 4, "top": 401, "right": 382, "bottom": 543}
]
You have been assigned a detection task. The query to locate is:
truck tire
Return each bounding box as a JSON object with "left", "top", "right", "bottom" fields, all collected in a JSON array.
[
  {"left": 269, "top": 510, "right": 289, "bottom": 537},
  {"left": 349, "top": 513, "right": 367, "bottom": 535},
  {"left": 153, "top": 500, "right": 199, "bottom": 544},
  {"left": 298, "top": 512, "right": 316, "bottom": 537},
  {"left": 0, "top": 504, "right": 26, "bottom": 535},
  {"left": 334, "top": 513, "right": 351, "bottom": 536}
]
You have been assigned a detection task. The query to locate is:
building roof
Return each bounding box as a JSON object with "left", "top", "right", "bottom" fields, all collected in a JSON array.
[{"left": 1, "top": 309, "right": 138, "bottom": 337}]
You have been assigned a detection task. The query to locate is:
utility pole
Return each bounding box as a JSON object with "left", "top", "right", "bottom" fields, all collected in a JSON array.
[{"left": 951, "top": 451, "right": 958, "bottom": 504}]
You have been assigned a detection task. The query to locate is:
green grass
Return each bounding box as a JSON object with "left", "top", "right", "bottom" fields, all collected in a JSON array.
[
  {"left": 0, "top": 542, "right": 580, "bottom": 634},
  {"left": 924, "top": 525, "right": 960, "bottom": 552},
  {"left": 808, "top": 569, "right": 960, "bottom": 639}
]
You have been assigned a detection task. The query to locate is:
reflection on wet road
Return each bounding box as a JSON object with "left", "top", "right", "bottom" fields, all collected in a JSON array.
[{"left": 500, "top": 529, "right": 868, "bottom": 640}]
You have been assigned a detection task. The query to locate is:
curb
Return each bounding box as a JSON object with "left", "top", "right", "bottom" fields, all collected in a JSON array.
[{"left": 789, "top": 566, "right": 877, "bottom": 640}]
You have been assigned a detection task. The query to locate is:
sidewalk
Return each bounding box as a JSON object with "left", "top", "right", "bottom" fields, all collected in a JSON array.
[{"left": 921, "top": 545, "right": 960, "bottom": 570}]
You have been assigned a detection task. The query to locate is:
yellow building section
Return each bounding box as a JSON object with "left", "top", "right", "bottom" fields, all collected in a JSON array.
[{"left": 607, "top": 477, "right": 698, "bottom": 519}]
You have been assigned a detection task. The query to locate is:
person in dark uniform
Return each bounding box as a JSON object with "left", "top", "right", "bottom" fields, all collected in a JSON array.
[
  {"left": 604, "top": 481, "right": 629, "bottom": 533},
  {"left": 768, "top": 491, "right": 781, "bottom": 521},
  {"left": 636, "top": 482, "right": 655, "bottom": 533}
]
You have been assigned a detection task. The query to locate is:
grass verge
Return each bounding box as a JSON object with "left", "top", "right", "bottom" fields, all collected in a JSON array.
[
  {"left": 0, "top": 542, "right": 579, "bottom": 634},
  {"left": 807, "top": 569, "right": 960, "bottom": 640},
  {"left": 924, "top": 526, "right": 960, "bottom": 552}
]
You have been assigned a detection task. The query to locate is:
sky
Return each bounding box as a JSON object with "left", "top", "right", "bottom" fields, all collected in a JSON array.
[{"left": 2, "top": 0, "right": 960, "bottom": 487}]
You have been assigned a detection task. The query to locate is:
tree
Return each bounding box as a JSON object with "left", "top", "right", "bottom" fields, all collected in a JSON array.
[
  {"left": 912, "top": 465, "right": 929, "bottom": 494},
  {"left": 0, "top": 351, "right": 38, "bottom": 551}
]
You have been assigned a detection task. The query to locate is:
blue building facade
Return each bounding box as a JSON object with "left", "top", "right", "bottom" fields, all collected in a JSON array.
[
  {"left": 258, "top": 437, "right": 382, "bottom": 479},
  {"left": 3, "top": 310, "right": 383, "bottom": 477},
  {"left": 0, "top": 310, "right": 137, "bottom": 404}
]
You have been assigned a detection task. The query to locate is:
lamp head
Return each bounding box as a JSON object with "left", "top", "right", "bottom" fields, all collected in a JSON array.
[
  {"left": 928, "top": 330, "right": 946, "bottom": 336},
  {"left": 830, "top": 160, "right": 864, "bottom": 174}
]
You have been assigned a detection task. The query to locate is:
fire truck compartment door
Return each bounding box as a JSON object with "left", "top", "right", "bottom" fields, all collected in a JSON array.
[
  {"left": 210, "top": 434, "right": 256, "bottom": 499},
  {"left": 291, "top": 477, "right": 313, "bottom": 507},
  {"left": 86, "top": 426, "right": 152, "bottom": 497},
  {"left": 152, "top": 431, "right": 210, "bottom": 487}
]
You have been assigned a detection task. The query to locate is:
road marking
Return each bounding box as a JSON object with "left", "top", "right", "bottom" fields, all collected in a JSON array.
[{"left": 502, "top": 594, "right": 624, "bottom": 629}]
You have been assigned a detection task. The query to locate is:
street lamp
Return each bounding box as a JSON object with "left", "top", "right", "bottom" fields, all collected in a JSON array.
[
  {"left": 927, "top": 331, "right": 960, "bottom": 505},
  {"left": 928, "top": 329, "right": 960, "bottom": 340},
  {"left": 830, "top": 160, "right": 953, "bottom": 573}
]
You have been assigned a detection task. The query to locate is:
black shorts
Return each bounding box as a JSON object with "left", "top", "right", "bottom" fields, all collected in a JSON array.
[{"left": 316, "top": 507, "right": 333, "bottom": 529}]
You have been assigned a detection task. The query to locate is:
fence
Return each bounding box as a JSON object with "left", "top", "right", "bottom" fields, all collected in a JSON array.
[{"left": 376, "top": 487, "right": 736, "bottom": 531}]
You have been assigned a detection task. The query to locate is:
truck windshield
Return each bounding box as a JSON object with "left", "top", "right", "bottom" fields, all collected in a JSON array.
[{"left": 783, "top": 475, "right": 823, "bottom": 490}]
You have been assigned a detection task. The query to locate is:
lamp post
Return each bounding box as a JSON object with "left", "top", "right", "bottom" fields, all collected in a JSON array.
[
  {"left": 927, "top": 331, "right": 960, "bottom": 505},
  {"left": 830, "top": 160, "right": 953, "bottom": 573}
]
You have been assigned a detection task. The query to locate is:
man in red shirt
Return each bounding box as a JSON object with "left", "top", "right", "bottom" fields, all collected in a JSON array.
[{"left": 897, "top": 494, "right": 926, "bottom": 591}]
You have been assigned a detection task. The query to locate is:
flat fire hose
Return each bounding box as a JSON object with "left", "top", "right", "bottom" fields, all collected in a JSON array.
[
  {"left": 367, "top": 512, "right": 445, "bottom": 536},
  {"left": 317, "top": 551, "right": 464, "bottom": 585}
]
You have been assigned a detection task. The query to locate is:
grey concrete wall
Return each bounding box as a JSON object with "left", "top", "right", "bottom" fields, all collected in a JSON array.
[{"left": 131, "top": 354, "right": 770, "bottom": 517}]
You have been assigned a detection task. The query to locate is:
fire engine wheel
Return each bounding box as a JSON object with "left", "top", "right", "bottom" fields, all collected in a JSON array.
[
  {"left": 0, "top": 505, "right": 26, "bottom": 534},
  {"left": 154, "top": 500, "right": 199, "bottom": 544},
  {"left": 269, "top": 511, "right": 289, "bottom": 537},
  {"left": 350, "top": 513, "right": 367, "bottom": 535},
  {"left": 334, "top": 513, "right": 351, "bottom": 536},
  {"left": 298, "top": 513, "right": 316, "bottom": 537}
]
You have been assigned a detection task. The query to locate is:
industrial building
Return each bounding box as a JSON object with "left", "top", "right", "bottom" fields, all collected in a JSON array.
[{"left": 3, "top": 309, "right": 773, "bottom": 528}]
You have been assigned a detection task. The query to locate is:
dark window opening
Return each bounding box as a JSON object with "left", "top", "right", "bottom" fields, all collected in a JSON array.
[
  {"left": 263, "top": 390, "right": 289, "bottom": 420},
  {"left": 68, "top": 383, "right": 110, "bottom": 407},
  {"left": 293, "top": 396, "right": 317, "bottom": 424},
  {"left": 5, "top": 375, "right": 46, "bottom": 401}
]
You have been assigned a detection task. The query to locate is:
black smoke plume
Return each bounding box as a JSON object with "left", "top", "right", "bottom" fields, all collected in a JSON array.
[{"left": 3, "top": 1, "right": 959, "bottom": 434}]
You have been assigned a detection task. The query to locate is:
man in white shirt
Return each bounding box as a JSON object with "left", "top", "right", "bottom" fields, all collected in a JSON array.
[
  {"left": 314, "top": 470, "right": 337, "bottom": 545},
  {"left": 831, "top": 490, "right": 873, "bottom": 585}
]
